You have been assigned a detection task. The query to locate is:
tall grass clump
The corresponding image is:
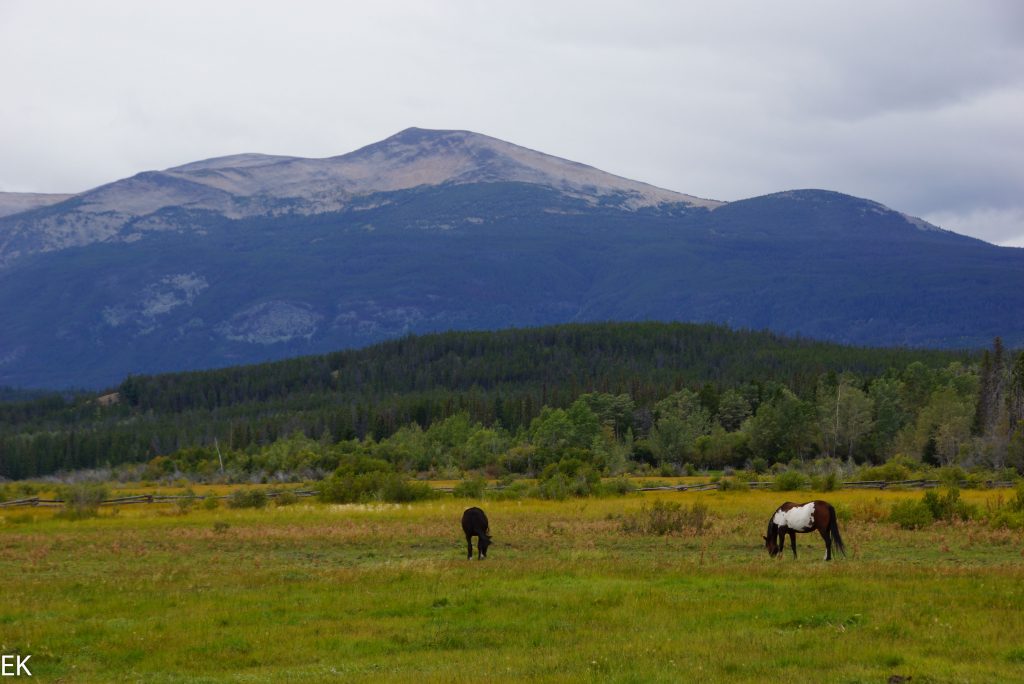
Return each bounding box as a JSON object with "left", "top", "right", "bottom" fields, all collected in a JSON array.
[
  {"left": 988, "top": 483, "right": 1024, "bottom": 529},
  {"left": 858, "top": 455, "right": 919, "bottom": 482},
  {"left": 773, "top": 470, "right": 810, "bottom": 491},
  {"left": 56, "top": 483, "right": 108, "bottom": 520},
  {"left": 319, "top": 471, "right": 438, "bottom": 503},
  {"left": 487, "top": 480, "right": 534, "bottom": 501},
  {"left": 922, "top": 486, "right": 975, "bottom": 521},
  {"left": 227, "top": 489, "right": 269, "bottom": 509},
  {"left": 536, "top": 459, "right": 599, "bottom": 500},
  {"left": 889, "top": 486, "right": 976, "bottom": 529},
  {"left": 621, "top": 500, "right": 710, "bottom": 536},
  {"left": 889, "top": 499, "right": 934, "bottom": 529},
  {"left": 272, "top": 489, "right": 300, "bottom": 506},
  {"left": 811, "top": 472, "right": 840, "bottom": 491},
  {"left": 452, "top": 477, "right": 488, "bottom": 499}
]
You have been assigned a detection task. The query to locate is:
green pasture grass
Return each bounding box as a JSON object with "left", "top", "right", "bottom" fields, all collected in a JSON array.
[{"left": 2, "top": 490, "right": 1023, "bottom": 682}]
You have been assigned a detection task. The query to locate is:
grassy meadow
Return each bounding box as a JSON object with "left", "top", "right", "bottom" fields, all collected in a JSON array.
[{"left": 2, "top": 487, "right": 1024, "bottom": 682}]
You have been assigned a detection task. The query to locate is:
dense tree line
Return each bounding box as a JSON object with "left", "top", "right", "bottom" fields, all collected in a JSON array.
[{"left": 0, "top": 322, "right": 997, "bottom": 480}]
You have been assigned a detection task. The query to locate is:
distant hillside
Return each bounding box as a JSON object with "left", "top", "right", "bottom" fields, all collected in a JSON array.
[
  {"left": 0, "top": 322, "right": 974, "bottom": 478},
  {"left": 2, "top": 128, "right": 1021, "bottom": 389}
]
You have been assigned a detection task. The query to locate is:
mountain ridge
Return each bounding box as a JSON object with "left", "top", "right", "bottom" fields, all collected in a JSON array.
[
  {"left": 0, "top": 127, "right": 721, "bottom": 267},
  {"left": 0, "top": 128, "right": 1020, "bottom": 389}
]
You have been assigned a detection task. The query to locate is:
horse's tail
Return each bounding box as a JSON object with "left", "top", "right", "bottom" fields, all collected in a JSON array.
[{"left": 828, "top": 504, "right": 846, "bottom": 557}]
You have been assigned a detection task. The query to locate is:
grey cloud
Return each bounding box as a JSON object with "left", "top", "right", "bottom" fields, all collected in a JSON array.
[{"left": 0, "top": 1, "right": 1020, "bottom": 246}]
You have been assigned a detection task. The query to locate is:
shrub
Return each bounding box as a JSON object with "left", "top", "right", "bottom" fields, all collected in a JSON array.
[
  {"left": 453, "top": 477, "right": 488, "bottom": 499},
  {"left": 935, "top": 466, "right": 967, "bottom": 488},
  {"left": 595, "top": 477, "right": 637, "bottom": 496},
  {"left": 922, "top": 486, "right": 974, "bottom": 522},
  {"left": 621, "top": 500, "right": 710, "bottom": 536},
  {"left": 1010, "top": 481, "right": 1024, "bottom": 512},
  {"left": 716, "top": 477, "right": 749, "bottom": 491},
  {"left": 889, "top": 499, "right": 935, "bottom": 529},
  {"left": 832, "top": 502, "right": 852, "bottom": 523},
  {"left": 811, "top": 472, "right": 840, "bottom": 491},
  {"left": 488, "top": 480, "right": 534, "bottom": 501},
  {"left": 537, "top": 472, "right": 572, "bottom": 500},
  {"left": 536, "top": 459, "right": 601, "bottom": 499},
  {"left": 318, "top": 472, "right": 438, "bottom": 503},
  {"left": 988, "top": 510, "right": 1024, "bottom": 531},
  {"left": 859, "top": 456, "right": 917, "bottom": 482},
  {"left": 227, "top": 489, "right": 269, "bottom": 509},
  {"left": 773, "top": 470, "right": 810, "bottom": 491},
  {"left": 56, "top": 483, "right": 108, "bottom": 519},
  {"left": 203, "top": 497, "right": 220, "bottom": 510},
  {"left": 274, "top": 490, "right": 300, "bottom": 506}
]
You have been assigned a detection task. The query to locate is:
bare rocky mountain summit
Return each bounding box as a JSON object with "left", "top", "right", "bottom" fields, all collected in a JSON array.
[
  {"left": 0, "top": 128, "right": 721, "bottom": 267},
  {"left": 0, "top": 191, "right": 75, "bottom": 218}
]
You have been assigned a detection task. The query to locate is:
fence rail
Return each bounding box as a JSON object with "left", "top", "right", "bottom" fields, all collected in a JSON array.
[
  {"left": 0, "top": 480, "right": 1015, "bottom": 509},
  {"left": 634, "top": 479, "right": 1016, "bottom": 492}
]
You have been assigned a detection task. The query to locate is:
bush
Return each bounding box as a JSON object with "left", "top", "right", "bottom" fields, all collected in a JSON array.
[
  {"left": 935, "top": 466, "right": 967, "bottom": 488},
  {"left": 536, "top": 459, "right": 601, "bottom": 500},
  {"left": 537, "top": 472, "right": 573, "bottom": 500},
  {"left": 922, "top": 487, "right": 974, "bottom": 522},
  {"left": 889, "top": 499, "right": 935, "bottom": 529},
  {"left": 203, "top": 497, "right": 220, "bottom": 510},
  {"left": 274, "top": 490, "right": 300, "bottom": 506},
  {"left": 318, "top": 472, "right": 438, "bottom": 503},
  {"left": 988, "top": 510, "right": 1024, "bottom": 531},
  {"left": 56, "top": 483, "right": 108, "bottom": 519},
  {"left": 227, "top": 489, "right": 269, "bottom": 509},
  {"left": 488, "top": 480, "right": 534, "bottom": 501},
  {"left": 1010, "top": 481, "right": 1024, "bottom": 512},
  {"left": 621, "top": 500, "right": 710, "bottom": 536},
  {"left": 595, "top": 477, "right": 637, "bottom": 496},
  {"left": 859, "top": 457, "right": 917, "bottom": 482},
  {"left": 773, "top": 470, "right": 810, "bottom": 491},
  {"left": 716, "top": 477, "right": 749, "bottom": 491},
  {"left": 453, "top": 477, "right": 488, "bottom": 499},
  {"left": 811, "top": 472, "right": 840, "bottom": 491}
]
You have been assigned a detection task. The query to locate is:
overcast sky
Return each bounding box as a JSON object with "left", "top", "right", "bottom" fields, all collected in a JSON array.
[{"left": 2, "top": 1, "right": 1022, "bottom": 245}]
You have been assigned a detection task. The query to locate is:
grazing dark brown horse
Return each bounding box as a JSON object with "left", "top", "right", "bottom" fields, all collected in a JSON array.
[
  {"left": 461, "top": 507, "right": 492, "bottom": 560},
  {"left": 764, "top": 500, "right": 846, "bottom": 561}
]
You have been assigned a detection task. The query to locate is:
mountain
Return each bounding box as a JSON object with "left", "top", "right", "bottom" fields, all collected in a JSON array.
[
  {"left": 0, "top": 191, "right": 75, "bottom": 218},
  {"left": 1, "top": 128, "right": 1021, "bottom": 388},
  {"left": 0, "top": 128, "right": 717, "bottom": 267}
]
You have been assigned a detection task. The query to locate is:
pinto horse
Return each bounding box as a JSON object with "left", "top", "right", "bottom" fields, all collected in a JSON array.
[{"left": 764, "top": 500, "right": 846, "bottom": 561}]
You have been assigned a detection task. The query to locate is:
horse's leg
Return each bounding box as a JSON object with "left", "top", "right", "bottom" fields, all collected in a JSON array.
[
  {"left": 820, "top": 527, "right": 832, "bottom": 561},
  {"left": 789, "top": 531, "right": 797, "bottom": 558},
  {"left": 466, "top": 534, "right": 473, "bottom": 560}
]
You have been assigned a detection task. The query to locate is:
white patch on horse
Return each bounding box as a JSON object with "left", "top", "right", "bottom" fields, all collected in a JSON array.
[{"left": 773, "top": 502, "right": 815, "bottom": 531}]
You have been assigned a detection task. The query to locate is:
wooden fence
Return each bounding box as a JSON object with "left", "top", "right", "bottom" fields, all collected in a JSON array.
[{"left": 1, "top": 480, "right": 1014, "bottom": 509}]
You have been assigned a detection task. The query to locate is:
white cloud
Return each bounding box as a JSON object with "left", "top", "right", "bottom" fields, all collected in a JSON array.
[{"left": 924, "top": 207, "right": 1024, "bottom": 247}]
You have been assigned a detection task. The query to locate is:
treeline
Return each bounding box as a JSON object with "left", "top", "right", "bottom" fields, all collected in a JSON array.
[
  {"left": 127, "top": 342, "right": 1024, "bottom": 486},
  {"left": 0, "top": 322, "right": 992, "bottom": 480}
]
